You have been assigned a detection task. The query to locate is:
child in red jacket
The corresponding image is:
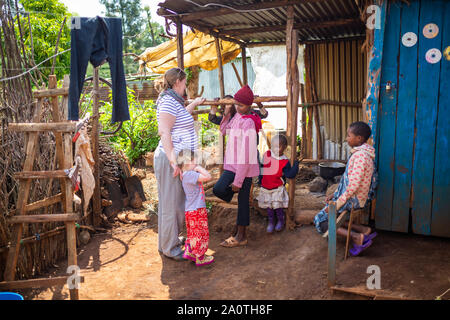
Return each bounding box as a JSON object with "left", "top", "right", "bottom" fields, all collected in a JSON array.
[{"left": 256, "top": 134, "right": 299, "bottom": 232}]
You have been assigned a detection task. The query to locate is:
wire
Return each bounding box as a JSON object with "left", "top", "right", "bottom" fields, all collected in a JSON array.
[
  {"left": 9, "top": 8, "right": 70, "bottom": 18},
  {"left": 0, "top": 48, "right": 71, "bottom": 82},
  {"left": 181, "top": 0, "right": 276, "bottom": 14},
  {"left": 2, "top": 67, "right": 70, "bottom": 71}
]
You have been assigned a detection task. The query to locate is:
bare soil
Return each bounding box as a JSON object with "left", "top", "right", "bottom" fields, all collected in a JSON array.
[{"left": 21, "top": 168, "right": 450, "bottom": 300}]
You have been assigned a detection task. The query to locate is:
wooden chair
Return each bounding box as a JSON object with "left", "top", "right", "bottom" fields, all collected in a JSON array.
[{"left": 323, "top": 204, "right": 369, "bottom": 260}]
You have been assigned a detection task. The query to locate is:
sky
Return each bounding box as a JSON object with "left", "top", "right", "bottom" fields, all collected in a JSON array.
[{"left": 60, "top": 0, "right": 166, "bottom": 26}]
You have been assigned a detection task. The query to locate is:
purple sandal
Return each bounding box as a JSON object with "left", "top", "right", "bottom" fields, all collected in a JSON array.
[
  {"left": 363, "top": 232, "right": 378, "bottom": 244},
  {"left": 349, "top": 239, "right": 373, "bottom": 256}
]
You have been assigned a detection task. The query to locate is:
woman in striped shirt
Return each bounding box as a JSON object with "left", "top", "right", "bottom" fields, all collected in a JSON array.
[{"left": 154, "top": 67, "right": 205, "bottom": 261}]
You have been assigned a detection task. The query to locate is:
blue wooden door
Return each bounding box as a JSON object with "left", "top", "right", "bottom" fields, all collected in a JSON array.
[{"left": 375, "top": 0, "right": 450, "bottom": 237}]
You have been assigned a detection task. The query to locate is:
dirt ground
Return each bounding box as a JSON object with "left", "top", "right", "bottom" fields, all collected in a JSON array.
[{"left": 21, "top": 167, "right": 450, "bottom": 300}]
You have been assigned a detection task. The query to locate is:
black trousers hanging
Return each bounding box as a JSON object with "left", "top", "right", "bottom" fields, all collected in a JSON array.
[{"left": 68, "top": 16, "right": 129, "bottom": 123}]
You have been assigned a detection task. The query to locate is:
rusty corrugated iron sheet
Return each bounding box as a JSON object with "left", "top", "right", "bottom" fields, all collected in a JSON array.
[
  {"left": 157, "top": 0, "right": 365, "bottom": 44},
  {"left": 311, "top": 39, "right": 367, "bottom": 160}
]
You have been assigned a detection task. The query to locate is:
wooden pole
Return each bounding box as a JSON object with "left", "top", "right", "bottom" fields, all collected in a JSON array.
[
  {"left": 300, "top": 83, "right": 307, "bottom": 159},
  {"left": 48, "top": 75, "right": 68, "bottom": 211},
  {"left": 3, "top": 99, "right": 43, "bottom": 282},
  {"left": 231, "top": 62, "right": 244, "bottom": 87},
  {"left": 187, "top": 96, "right": 288, "bottom": 105},
  {"left": 189, "top": 99, "right": 362, "bottom": 114},
  {"left": 215, "top": 38, "right": 225, "bottom": 98},
  {"left": 241, "top": 45, "right": 248, "bottom": 86},
  {"left": 285, "top": 6, "right": 293, "bottom": 140},
  {"left": 304, "top": 46, "right": 314, "bottom": 158},
  {"left": 92, "top": 67, "right": 102, "bottom": 227},
  {"left": 61, "top": 75, "right": 78, "bottom": 299},
  {"left": 215, "top": 37, "right": 225, "bottom": 175},
  {"left": 285, "top": 5, "right": 298, "bottom": 231},
  {"left": 328, "top": 201, "right": 337, "bottom": 288},
  {"left": 309, "top": 45, "right": 323, "bottom": 159},
  {"left": 176, "top": 18, "right": 184, "bottom": 69},
  {"left": 344, "top": 204, "right": 355, "bottom": 261}
]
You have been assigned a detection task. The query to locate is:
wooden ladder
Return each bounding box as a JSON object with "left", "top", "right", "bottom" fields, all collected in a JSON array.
[{"left": 0, "top": 75, "right": 82, "bottom": 299}]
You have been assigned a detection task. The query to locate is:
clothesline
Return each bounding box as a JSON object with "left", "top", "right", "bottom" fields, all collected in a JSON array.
[
  {"left": 9, "top": 8, "right": 70, "bottom": 18},
  {"left": 0, "top": 48, "right": 71, "bottom": 82},
  {"left": 2, "top": 66, "right": 70, "bottom": 71}
]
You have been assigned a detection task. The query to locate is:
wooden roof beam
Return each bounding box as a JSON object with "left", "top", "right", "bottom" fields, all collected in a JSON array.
[{"left": 220, "top": 18, "right": 363, "bottom": 36}]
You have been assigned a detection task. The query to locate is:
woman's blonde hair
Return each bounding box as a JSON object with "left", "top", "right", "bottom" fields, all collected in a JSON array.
[
  {"left": 161, "top": 67, "right": 186, "bottom": 91},
  {"left": 176, "top": 149, "right": 196, "bottom": 167}
]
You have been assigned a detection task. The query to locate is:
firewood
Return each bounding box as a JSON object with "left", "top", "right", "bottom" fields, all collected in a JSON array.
[
  {"left": 117, "top": 213, "right": 132, "bottom": 224},
  {"left": 101, "top": 187, "right": 109, "bottom": 198},
  {"left": 126, "top": 213, "right": 150, "bottom": 222},
  {"left": 102, "top": 199, "right": 112, "bottom": 207}
]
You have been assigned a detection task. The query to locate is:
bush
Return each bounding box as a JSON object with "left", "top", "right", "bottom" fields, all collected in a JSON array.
[
  {"left": 197, "top": 113, "right": 219, "bottom": 147},
  {"left": 99, "top": 88, "right": 160, "bottom": 164}
]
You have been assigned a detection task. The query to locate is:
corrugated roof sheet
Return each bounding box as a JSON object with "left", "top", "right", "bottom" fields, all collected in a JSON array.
[{"left": 157, "top": 0, "right": 365, "bottom": 44}]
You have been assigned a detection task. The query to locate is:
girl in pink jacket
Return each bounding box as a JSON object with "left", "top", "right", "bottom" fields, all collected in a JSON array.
[{"left": 213, "top": 85, "right": 260, "bottom": 248}]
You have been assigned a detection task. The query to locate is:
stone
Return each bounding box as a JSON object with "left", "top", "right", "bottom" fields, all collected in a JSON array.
[
  {"left": 308, "top": 177, "right": 328, "bottom": 193},
  {"left": 296, "top": 165, "right": 317, "bottom": 182}
]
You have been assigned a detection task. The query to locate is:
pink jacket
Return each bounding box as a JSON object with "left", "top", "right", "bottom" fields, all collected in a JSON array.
[
  {"left": 220, "top": 112, "right": 260, "bottom": 188},
  {"left": 336, "top": 143, "right": 375, "bottom": 210}
]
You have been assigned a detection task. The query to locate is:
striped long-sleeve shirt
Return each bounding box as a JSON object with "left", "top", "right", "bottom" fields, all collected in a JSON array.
[{"left": 156, "top": 94, "right": 198, "bottom": 154}]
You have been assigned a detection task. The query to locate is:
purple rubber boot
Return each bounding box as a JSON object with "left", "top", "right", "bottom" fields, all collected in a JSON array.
[
  {"left": 275, "top": 208, "right": 285, "bottom": 232},
  {"left": 267, "top": 208, "right": 275, "bottom": 233}
]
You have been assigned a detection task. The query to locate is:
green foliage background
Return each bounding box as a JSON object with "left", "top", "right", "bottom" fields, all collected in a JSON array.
[
  {"left": 17, "top": 0, "right": 72, "bottom": 81},
  {"left": 99, "top": 88, "right": 160, "bottom": 164}
]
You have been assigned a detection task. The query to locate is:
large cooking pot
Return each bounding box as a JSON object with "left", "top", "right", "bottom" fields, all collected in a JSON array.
[{"left": 318, "top": 162, "right": 346, "bottom": 180}]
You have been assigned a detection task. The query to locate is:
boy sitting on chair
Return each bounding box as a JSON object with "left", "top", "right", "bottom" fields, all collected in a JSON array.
[{"left": 314, "top": 121, "right": 377, "bottom": 256}]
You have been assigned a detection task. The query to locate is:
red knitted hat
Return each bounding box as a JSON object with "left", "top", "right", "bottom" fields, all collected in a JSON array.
[{"left": 233, "top": 85, "right": 254, "bottom": 106}]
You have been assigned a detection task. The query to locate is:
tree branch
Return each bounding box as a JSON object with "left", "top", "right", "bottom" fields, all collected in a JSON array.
[{"left": 51, "top": 16, "right": 67, "bottom": 76}]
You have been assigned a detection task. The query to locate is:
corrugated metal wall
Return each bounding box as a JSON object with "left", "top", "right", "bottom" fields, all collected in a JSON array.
[
  {"left": 198, "top": 57, "right": 255, "bottom": 99},
  {"left": 311, "top": 39, "right": 367, "bottom": 160}
]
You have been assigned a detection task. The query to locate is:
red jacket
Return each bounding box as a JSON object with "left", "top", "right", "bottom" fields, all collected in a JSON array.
[{"left": 260, "top": 150, "right": 299, "bottom": 190}]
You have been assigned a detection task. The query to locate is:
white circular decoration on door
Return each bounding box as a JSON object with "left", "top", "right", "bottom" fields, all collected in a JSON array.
[
  {"left": 423, "top": 23, "right": 439, "bottom": 39},
  {"left": 425, "top": 48, "right": 442, "bottom": 64},
  {"left": 402, "top": 32, "right": 418, "bottom": 47}
]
